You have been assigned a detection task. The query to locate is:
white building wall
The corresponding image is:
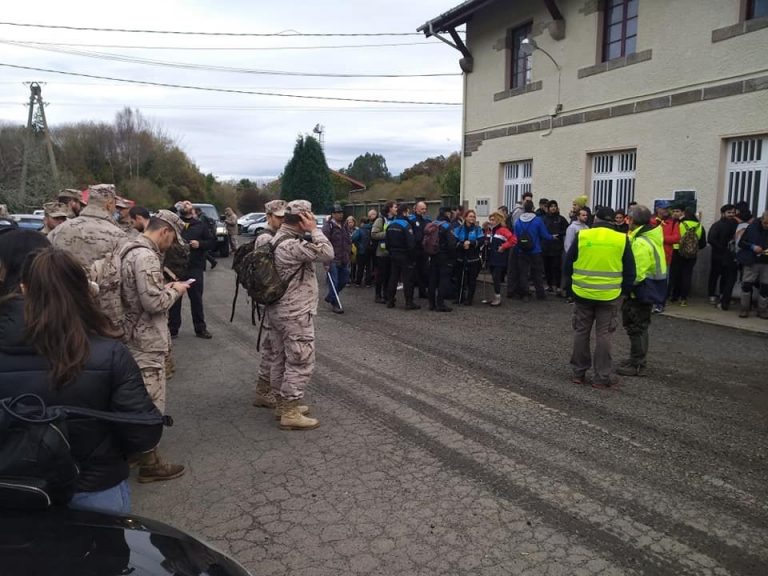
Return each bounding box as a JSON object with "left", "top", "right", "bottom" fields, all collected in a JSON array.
[{"left": 464, "top": 91, "right": 768, "bottom": 223}]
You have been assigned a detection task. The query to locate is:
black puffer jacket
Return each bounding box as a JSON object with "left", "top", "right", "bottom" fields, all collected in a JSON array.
[{"left": 0, "top": 298, "right": 163, "bottom": 493}]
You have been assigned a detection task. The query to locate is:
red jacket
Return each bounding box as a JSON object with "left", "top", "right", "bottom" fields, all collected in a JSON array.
[{"left": 652, "top": 217, "right": 680, "bottom": 265}]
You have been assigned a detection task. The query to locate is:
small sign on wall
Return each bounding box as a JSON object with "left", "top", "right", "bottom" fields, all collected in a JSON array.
[
  {"left": 476, "top": 197, "right": 490, "bottom": 217},
  {"left": 673, "top": 190, "right": 697, "bottom": 212}
]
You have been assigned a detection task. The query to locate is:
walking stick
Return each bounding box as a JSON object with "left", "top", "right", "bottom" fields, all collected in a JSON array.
[
  {"left": 458, "top": 260, "right": 466, "bottom": 305},
  {"left": 327, "top": 271, "right": 343, "bottom": 311}
]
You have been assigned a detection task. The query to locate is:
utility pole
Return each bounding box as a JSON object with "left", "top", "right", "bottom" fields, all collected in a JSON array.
[
  {"left": 312, "top": 123, "right": 325, "bottom": 151},
  {"left": 19, "top": 82, "right": 59, "bottom": 202}
]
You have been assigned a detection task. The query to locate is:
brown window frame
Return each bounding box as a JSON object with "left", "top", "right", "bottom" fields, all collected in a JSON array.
[
  {"left": 745, "top": 0, "right": 768, "bottom": 19},
  {"left": 508, "top": 22, "right": 533, "bottom": 90},
  {"left": 601, "top": 0, "right": 638, "bottom": 62}
]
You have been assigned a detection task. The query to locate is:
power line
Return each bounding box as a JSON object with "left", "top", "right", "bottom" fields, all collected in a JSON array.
[
  {"left": 0, "top": 63, "right": 463, "bottom": 105},
  {"left": 3, "top": 41, "right": 459, "bottom": 78},
  {"left": 0, "top": 81, "right": 453, "bottom": 92},
  {"left": 0, "top": 101, "right": 458, "bottom": 112},
  {"left": 0, "top": 39, "right": 438, "bottom": 51},
  {"left": 0, "top": 21, "right": 438, "bottom": 37}
]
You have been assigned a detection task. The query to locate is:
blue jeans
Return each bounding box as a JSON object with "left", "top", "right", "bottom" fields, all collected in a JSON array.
[
  {"left": 325, "top": 262, "right": 350, "bottom": 308},
  {"left": 70, "top": 480, "right": 131, "bottom": 514}
]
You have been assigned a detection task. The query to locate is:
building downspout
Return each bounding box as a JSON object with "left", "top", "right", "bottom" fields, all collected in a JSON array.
[{"left": 460, "top": 68, "right": 468, "bottom": 209}]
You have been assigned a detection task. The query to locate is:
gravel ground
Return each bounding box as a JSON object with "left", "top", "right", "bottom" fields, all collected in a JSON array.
[{"left": 134, "top": 254, "right": 768, "bottom": 576}]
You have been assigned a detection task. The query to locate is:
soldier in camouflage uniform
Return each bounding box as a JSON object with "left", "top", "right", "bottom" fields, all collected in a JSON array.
[
  {"left": 41, "top": 202, "right": 68, "bottom": 235},
  {"left": 49, "top": 184, "right": 127, "bottom": 268},
  {"left": 121, "top": 209, "right": 190, "bottom": 482},
  {"left": 57, "top": 188, "right": 84, "bottom": 218},
  {"left": 266, "top": 200, "right": 334, "bottom": 430},
  {"left": 253, "top": 200, "right": 288, "bottom": 410},
  {"left": 115, "top": 197, "right": 135, "bottom": 235}
]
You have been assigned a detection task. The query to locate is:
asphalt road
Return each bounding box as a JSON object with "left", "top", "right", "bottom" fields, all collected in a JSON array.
[{"left": 134, "top": 251, "right": 768, "bottom": 576}]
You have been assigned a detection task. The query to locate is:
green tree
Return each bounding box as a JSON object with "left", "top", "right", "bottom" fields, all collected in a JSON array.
[
  {"left": 281, "top": 135, "right": 333, "bottom": 212},
  {"left": 342, "top": 152, "right": 390, "bottom": 186}
]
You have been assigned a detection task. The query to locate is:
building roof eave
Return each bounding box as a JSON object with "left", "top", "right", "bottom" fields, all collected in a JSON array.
[{"left": 417, "top": 0, "right": 498, "bottom": 37}]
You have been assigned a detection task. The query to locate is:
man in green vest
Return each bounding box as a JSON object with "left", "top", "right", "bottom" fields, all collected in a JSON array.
[
  {"left": 564, "top": 207, "right": 636, "bottom": 389},
  {"left": 617, "top": 205, "right": 668, "bottom": 377}
]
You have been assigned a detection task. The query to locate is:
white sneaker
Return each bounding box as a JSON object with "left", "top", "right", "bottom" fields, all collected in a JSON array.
[{"left": 708, "top": 296, "right": 718, "bottom": 305}]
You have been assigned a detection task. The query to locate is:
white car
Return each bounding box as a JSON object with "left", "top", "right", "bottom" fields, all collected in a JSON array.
[
  {"left": 245, "top": 214, "right": 269, "bottom": 235},
  {"left": 238, "top": 212, "right": 264, "bottom": 233}
]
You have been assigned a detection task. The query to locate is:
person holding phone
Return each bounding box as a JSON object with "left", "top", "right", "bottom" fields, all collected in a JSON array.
[{"left": 119, "top": 209, "right": 189, "bottom": 483}]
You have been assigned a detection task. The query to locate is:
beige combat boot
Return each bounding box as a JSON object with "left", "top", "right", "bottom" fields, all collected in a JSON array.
[
  {"left": 253, "top": 378, "right": 277, "bottom": 409},
  {"left": 137, "top": 449, "right": 185, "bottom": 483},
  {"left": 279, "top": 399, "right": 320, "bottom": 430},
  {"left": 272, "top": 395, "right": 310, "bottom": 420}
]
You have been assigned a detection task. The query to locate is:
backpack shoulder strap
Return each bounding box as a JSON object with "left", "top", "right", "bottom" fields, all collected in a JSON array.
[{"left": 57, "top": 405, "right": 170, "bottom": 426}]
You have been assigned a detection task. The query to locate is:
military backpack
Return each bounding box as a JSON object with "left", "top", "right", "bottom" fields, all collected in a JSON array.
[{"left": 89, "top": 242, "right": 148, "bottom": 338}]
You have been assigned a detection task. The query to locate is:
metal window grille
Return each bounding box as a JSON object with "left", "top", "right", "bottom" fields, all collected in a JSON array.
[
  {"left": 603, "top": 0, "right": 639, "bottom": 62},
  {"left": 725, "top": 136, "right": 768, "bottom": 217},
  {"left": 590, "top": 150, "right": 636, "bottom": 211},
  {"left": 502, "top": 160, "right": 533, "bottom": 208}
]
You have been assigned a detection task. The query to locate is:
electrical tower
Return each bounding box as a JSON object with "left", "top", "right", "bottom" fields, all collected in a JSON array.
[
  {"left": 312, "top": 123, "right": 325, "bottom": 151},
  {"left": 19, "top": 82, "right": 59, "bottom": 201}
]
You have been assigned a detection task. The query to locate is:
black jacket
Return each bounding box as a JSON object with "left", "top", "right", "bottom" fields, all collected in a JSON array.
[
  {"left": 542, "top": 213, "right": 569, "bottom": 255},
  {"left": 708, "top": 218, "right": 738, "bottom": 261},
  {"left": 0, "top": 298, "right": 163, "bottom": 493},
  {"left": 181, "top": 216, "right": 216, "bottom": 270}
]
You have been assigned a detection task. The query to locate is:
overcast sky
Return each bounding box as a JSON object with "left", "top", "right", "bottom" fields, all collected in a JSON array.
[{"left": 0, "top": 1, "right": 464, "bottom": 182}]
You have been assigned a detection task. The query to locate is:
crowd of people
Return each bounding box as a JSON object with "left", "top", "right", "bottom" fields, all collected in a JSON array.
[
  {"left": 1, "top": 181, "right": 765, "bottom": 516},
  {"left": 326, "top": 193, "right": 767, "bottom": 320}
]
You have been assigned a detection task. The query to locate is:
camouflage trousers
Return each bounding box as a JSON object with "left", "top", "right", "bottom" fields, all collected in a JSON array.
[
  {"left": 257, "top": 322, "right": 278, "bottom": 390},
  {"left": 267, "top": 312, "right": 316, "bottom": 401},
  {"left": 621, "top": 298, "right": 652, "bottom": 368},
  {"left": 140, "top": 359, "right": 167, "bottom": 414}
]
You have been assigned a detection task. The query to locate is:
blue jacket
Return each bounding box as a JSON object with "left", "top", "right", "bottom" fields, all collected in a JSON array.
[
  {"left": 737, "top": 220, "right": 768, "bottom": 266},
  {"left": 407, "top": 213, "right": 432, "bottom": 245},
  {"left": 453, "top": 224, "right": 484, "bottom": 262},
  {"left": 351, "top": 223, "right": 372, "bottom": 255},
  {"left": 384, "top": 218, "right": 416, "bottom": 255},
  {"left": 514, "top": 213, "right": 553, "bottom": 255}
]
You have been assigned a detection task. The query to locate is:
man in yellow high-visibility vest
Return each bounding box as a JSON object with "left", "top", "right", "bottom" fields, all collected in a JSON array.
[
  {"left": 563, "top": 207, "right": 636, "bottom": 389},
  {"left": 617, "top": 205, "right": 668, "bottom": 377}
]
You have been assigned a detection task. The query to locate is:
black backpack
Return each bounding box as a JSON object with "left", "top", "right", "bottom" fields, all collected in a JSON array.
[
  {"left": 0, "top": 394, "right": 168, "bottom": 510},
  {"left": 517, "top": 221, "right": 535, "bottom": 252}
]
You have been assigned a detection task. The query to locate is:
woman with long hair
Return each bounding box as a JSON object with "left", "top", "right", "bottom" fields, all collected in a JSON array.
[
  {"left": 453, "top": 209, "right": 484, "bottom": 305},
  {"left": 0, "top": 234, "right": 162, "bottom": 513},
  {"left": 484, "top": 212, "right": 517, "bottom": 306}
]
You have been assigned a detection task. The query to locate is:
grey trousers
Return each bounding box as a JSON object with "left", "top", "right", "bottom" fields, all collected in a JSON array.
[{"left": 570, "top": 297, "right": 621, "bottom": 382}]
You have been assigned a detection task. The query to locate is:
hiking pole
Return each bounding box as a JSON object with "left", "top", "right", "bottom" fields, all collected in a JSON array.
[
  {"left": 327, "top": 271, "right": 343, "bottom": 311},
  {"left": 458, "top": 260, "right": 466, "bottom": 305}
]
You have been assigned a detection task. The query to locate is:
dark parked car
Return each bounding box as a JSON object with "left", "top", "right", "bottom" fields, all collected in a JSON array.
[
  {"left": 191, "top": 204, "right": 230, "bottom": 257},
  {"left": 11, "top": 214, "right": 45, "bottom": 231},
  {"left": 1, "top": 507, "right": 252, "bottom": 576}
]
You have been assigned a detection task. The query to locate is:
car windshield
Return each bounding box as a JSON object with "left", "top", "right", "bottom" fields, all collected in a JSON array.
[
  {"left": 194, "top": 205, "right": 220, "bottom": 221},
  {"left": 17, "top": 218, "right": 44, "bottom": 230}
]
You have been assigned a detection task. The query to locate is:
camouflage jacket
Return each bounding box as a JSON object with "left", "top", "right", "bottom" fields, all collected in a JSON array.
[
  {"left": 267, "top": 226, "right": 333, "bottom": 319},
  {"left": 117, "top": 215, "right": 138, "bottom": 237},
  {"left": 48, "top": 205, "right": 127, "bottom": 268},
  {"left": 120, "top": 235, "right": 182, "bottom": 366}
]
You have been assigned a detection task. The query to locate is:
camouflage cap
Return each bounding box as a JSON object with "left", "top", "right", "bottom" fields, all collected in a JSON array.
[
  {"left": 0, "top": 204, "right": 9, "bottom": 218},
  {"left": 265, "top": 199, "right": 286, "bottom": 216},
  {"left": 43, "top": 201, "right": 69, "bottom": 219},
  {"left": 87, "top": 184, "right": 117, "bottom": 206},
  {"left": 57, "top": 189, "right": 82, "bottom": 202},
  {"left": 115, "top": 196, "right": 129, "bottom": 209},
  {"left": 285, "top": 200, "right": 312, "bottom": 215},
  {"left": 154, "top": 209, "right": 186, "bottom": 245}
]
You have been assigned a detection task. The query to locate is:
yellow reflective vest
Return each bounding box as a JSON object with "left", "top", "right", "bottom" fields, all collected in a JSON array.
[
  {"left": 629, "top": 225, "right": 667, "bottom": 285},
  {"left": 572, "top": 227, "right": 628, "bottom": 301}
]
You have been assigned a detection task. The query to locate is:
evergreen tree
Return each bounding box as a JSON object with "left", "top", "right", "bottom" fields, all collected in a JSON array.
[
  {"left": 343, "top": 152, "right": 391, "bottom": 185},
  {"left": 281, "top": 135, "right": 333, "bottom": 212}
]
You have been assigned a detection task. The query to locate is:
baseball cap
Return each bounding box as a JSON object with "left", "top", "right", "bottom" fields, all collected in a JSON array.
[
  {"left": 331, "top": 203, "right": 344, "bottom": 213},
  {"left": 154, "top": 209, "right": 186, "bottom": 245},
  {"left": 595, "top": 206, "right": 616, "bottom": 221},
  {"left": 265, "top": 199, "right": 286, "bottom": 216},
  {"left": 285, "top": 200, "right": 312, "bottom": 215},
  {"left": 44, "top": 201, "right": 69, "bottom": 219}
]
